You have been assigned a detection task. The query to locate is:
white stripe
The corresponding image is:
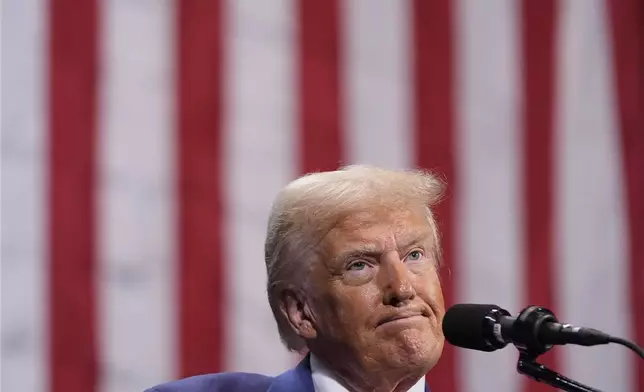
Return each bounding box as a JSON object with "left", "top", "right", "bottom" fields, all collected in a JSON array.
[
  {"left": 342, "top": 0, "right": 412, "bottom": 169},
  {"left": 555, "top": 1, "right": 632, "bottom": 390},
  {"left": 455, "top": 1, "right": 524, "bottom": 391},
  {"left": 223, "top": 0, "right": 297, "bottom": 373},
  {"left": 0, "top": 0, "right": 47, "bottom": 391},
  {"left": 98, "top": 0, "right": 176, "bottom": 390}
]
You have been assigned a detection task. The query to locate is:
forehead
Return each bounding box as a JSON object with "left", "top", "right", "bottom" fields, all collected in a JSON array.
[{"left": 321, "top": 206, "right": 434, "bottom": 254}]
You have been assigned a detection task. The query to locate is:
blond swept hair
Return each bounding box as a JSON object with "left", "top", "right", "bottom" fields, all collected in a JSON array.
[{"left": 264, "top": 165, "right": 445, "bottom": 352}]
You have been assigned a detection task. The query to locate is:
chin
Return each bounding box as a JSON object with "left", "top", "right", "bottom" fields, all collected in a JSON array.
[{"left": 384, "top": 330, "right": 444, "bottom": 371}]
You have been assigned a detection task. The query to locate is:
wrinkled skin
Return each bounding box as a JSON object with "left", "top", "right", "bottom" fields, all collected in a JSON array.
[{"left": 282, "top": 205, "right": 445, "bottom": 392}]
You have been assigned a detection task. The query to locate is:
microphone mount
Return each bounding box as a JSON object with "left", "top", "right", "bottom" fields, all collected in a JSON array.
[{"left": 512, "top": 306, "right": 603, "bottom": 392}]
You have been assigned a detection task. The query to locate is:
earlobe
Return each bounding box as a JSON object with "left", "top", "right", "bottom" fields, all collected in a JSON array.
[{"left": 280, "top": 289, "right": 317, "bottom": 340}]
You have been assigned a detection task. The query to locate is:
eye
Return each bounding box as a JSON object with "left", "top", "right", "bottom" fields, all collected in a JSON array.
[
  {"left": 348, "top": 260, "right": 368, "bottom": 271},
  {"left": 406, "top": 250, "right": 423, "bottom": 261}
]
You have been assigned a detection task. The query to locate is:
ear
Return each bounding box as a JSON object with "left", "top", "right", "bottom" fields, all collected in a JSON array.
[{"left": 279, "top": 288, "right": 317, "bottom": 340}]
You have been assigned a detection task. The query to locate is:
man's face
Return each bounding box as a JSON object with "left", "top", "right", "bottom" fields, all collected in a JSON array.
[{"left": 307, "top": 205, "right": 445, "bottom": 372}]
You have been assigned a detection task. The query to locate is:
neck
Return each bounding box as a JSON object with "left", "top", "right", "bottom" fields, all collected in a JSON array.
[{"left": 310, "top": 352, "right": 425, "bottom": 392}]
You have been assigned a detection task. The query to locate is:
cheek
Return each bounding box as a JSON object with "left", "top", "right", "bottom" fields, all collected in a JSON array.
[
  {"left": 329, "top": 286, "right": 381, "bottom": 325},
  {"left": 417, "top": 270, "right": 445, "bottom": 313},
  {"left": 431, "top": 283, "right": 445, "bottom": 316}
]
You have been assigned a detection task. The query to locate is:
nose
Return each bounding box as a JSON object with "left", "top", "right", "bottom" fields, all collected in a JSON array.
[{"left": 380, "top": 252, "right": 416, "bottom": 306}]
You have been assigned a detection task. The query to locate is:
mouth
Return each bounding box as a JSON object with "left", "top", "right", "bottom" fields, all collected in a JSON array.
[{"left": 377, "top": 310, "right": 428, "bottom": 327}]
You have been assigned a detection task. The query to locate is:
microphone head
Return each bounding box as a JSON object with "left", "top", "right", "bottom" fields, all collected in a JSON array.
[{"left": 442, "top": 303, "right": 508, "bottom": 352}]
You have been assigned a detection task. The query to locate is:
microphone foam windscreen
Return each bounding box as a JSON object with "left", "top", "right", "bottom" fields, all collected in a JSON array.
[{"left": 442, "top": 303, "right": 501, "bottom": 352}]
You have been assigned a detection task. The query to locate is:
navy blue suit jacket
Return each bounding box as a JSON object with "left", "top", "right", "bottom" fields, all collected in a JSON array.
[{"left": 145, "top": 356, "right": 431, "bottom": 392}]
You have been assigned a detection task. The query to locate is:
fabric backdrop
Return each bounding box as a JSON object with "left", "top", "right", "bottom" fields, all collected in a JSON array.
[{"left": 2, "top": 0, "right": 642, "bottom": 392}]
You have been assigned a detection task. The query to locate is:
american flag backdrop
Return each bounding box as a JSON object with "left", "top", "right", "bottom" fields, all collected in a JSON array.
[{"left": 1, "top": 0, "right": 642, "bottom": 392}]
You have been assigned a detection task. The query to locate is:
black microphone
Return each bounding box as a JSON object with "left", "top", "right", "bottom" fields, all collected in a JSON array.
[
  {"left": 442, "top": 303, "right": 612, "bottom": 354},
  {"left": 443, "top": 303, "right": 644, "bottom": 392}
]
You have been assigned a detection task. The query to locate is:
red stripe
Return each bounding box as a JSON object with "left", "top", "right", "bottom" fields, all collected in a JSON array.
[
  {"left": 411, "top": 1, "right": 457, "bottom": 391},
  {"left": 607, "top": 0, "right": 644, "bottom": 390},
  {"left": 297, "top": 0, "right": 344, "bottom": 173},
  {"left": 48, "top": 0, "right": 98, "bottom": 391},
  {"left": 521, "top": 2, "right": 559, "bottom": 391},
  {"left": 177, "top": 0, "right": 225, "bottom": 376}
]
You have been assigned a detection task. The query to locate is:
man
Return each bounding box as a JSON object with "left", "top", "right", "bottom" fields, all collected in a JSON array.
[{"left": 147, "top": 165, "right": 447, "bottom": 392}]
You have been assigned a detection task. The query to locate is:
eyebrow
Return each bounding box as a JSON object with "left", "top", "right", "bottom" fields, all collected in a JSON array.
[
  {"left": 336, "top": 232, "right": 433, "bottom": 261},
  {"left": 398, "top": 232, "right": 433, "bottom": 251},
  {"left": 337, "top": 244, "right": 382, "bottom": 261}
]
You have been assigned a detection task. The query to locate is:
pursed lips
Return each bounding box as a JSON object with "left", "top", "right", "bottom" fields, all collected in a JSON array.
[{"left": 377, "top": 309, "right": 427, "bottom": 326}]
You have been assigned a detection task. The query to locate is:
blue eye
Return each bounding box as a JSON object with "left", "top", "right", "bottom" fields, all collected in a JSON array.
[
  {"left": 348, "top": 261, "right": 368, "bottom": 271},
  {"left": 407, "top": 250, "right": 423, "bottom": 261}
]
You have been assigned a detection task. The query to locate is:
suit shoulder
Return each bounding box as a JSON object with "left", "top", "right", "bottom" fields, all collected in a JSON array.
[{"left": 145, "top": 372, "right": 273, "bottom": 392}]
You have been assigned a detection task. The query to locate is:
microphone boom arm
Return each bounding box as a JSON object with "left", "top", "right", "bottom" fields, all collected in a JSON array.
[{"left": 517, "top": 355, "right": 603, "bottom": 392}]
